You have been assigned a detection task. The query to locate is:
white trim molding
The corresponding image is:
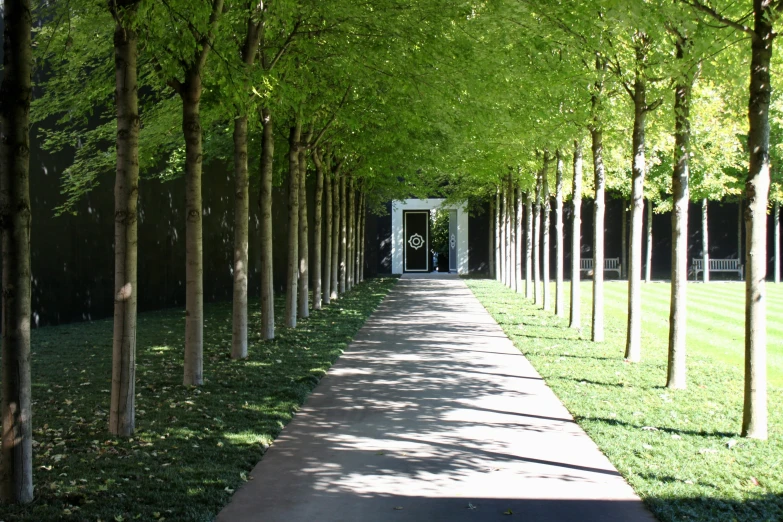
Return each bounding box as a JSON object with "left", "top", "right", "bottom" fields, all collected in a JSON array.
[{"left": 392, "top": 198, "right": 469, "bottom": 275}]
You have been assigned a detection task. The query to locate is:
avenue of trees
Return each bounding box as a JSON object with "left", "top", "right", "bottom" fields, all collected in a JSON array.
[{"left": 1, "top": 0, "right": 781, "bottom": 504}]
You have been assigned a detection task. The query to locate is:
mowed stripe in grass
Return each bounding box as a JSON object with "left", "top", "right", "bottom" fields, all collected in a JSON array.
[
  {"left": 467, "top": 279, "right": 782, "bottom": 522},
  {"left": 0, "top": 277, "right": 398, "bottom": 522}
]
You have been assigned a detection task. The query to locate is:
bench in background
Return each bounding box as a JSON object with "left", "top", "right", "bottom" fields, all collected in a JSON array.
[
  {"left": 580, "top": 258, "right": 622, "bottom": 278},
  {"left": 691, "top": 258, "right": 743, "bottom": 280}
]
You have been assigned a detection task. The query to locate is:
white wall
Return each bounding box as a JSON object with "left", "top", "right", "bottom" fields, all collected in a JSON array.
[{"left": 391, "top": 199, "right": 469, "bottom": 274}]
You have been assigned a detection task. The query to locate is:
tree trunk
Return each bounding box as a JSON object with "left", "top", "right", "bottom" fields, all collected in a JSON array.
[
  {"left": 231, "top": 11, "right": 262, "bottom": 359},
  {"left": 489, "top": 198, "right": 496, "bottom": 279},
  {"left": 742, "top": 5, "right": 772, "bottom": 439},
  {"left": 312, "top": 151, "right": 324, "bottom": 310},
  {"left": 0, "top": 0, "right": 34, "bottom": 502},
  {"left": 555, "top": 150, "right": 565, "bottom": 317},
  {"left": 533, "top": 174, "right": 542, "bottom": 305},
  {"left": 738, "top": 196, "right": 743, "bottom": 267},
  {"left": 331, "top": 168, "right": 341, "bottom": 299},
  {"left": 182, "top": 82, "right": 205, "bottom": 386},
  {"left": 570, "top": 141, "right": 583, "bottom": 330},
  {"left": 591, "top": 122, "right": 606, "bottom": 342},
  {"left": 259, "top": 108, "right": 275, "bottom": 340},
  {"left": 625, "top": 75, "right": 648, "bottom": 363},
  {"left": 542, "top": 155, "right": 551, "bottom": 311},
  {"left": 667, "top": 43, "right": 692, "bottom": 390},
  {"left": 323, "top": 164, "right": 332, "bottom": 305},
  {"left": 284, "top": 124, "right": 301, "bottom": 328},
  {"left": 500, "top": 183, "right": 507, "bottom": 286},
  {"left": 297, "top": 140, "right": 309, "bottom": 319},
  {"left": 509, "top": 176, "right": 517, "bottom": 291},
  {"left": 516, "top": 185, "right": 523, "bottom": 292},
  {"left": 231, "top": 115, "right": 249, "bottom": 358},
  {"left": 110, "top": 8, "right": 140, "bottom": 436},
  {"left": 525, "top": 193, "right": 533, "bottom": 299},
  {"left": 621, "top": 202, "right": 628, "bottom": 280},
  {"left": 339, "top": 174, "right": 347, "bottom": 293},
  {"left": 701, "top": 198, "right": 710, "bottom": 283},
  {"left": 775, "top": 201, "right": 780, "bottom": 284},
  {"left": 645, "top": 199, "right": 653, "bottom": 283},
  {"left": 495, "top": 188, "right": 501, "bottom": 281},
  {"left": 347, "top": 178, "right": 355, "bottom": 290},
  {"left": 359, "top": 192, "right": 366, "bottom": 282}
]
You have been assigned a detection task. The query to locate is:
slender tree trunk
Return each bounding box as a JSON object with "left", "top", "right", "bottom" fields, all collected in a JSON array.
[
  {"left": 339, "top": 174, "right": 347, "bottom": 293},
  {"left": 110, "top": 7, "right": 140, "bottom": 436},
  {"left": 297, "top": 140, "right": 310, "bottom": 319},
  {"left": 555, "top": 150, "right": 565, "bottom": 317},
  {"left": 312, "top": 151, "right": 324, "bottom": 310},
  {"left": 667, "top": 43, "right": 692, "bottom": 389},
  {"left": 738, "top": 196, "right": 743, "bottom": 265},
  {"left": 0, "top": 0, "right": 34, "bottom": 502},
  {"left": 509, "top": 177, "right": 517, "bottom": 291},
  {"left": 621, "top": 202, "right": 628, "bottom": 280},
  {"left": 542, "top": 155, "right": 551, "bottom": 311},
  {"left": 525, "top": 193, "right": 533, "bottom": 299},
  {"left": 592, "top": 122, "right": 606, "bottom": 342},
  {"left": 331, "top": 168, "right": 341, "bottom": 299},
  {"left": 231, "top": 116, "right": 249, "bottom": 358},
  {"left": 701, "top": 198, "right": 710, "bottom": 283},
  {"left": 359, "top": 192, "right": 367, "bottom": 282},
  {"left": 625, "top": 75, "right": 648, "bottom": 363},
  {"left": 495, "top": 188, "right": 501, "bottom": 281},
  {"left": 231, "top": 12, "right": 262, "bottom": 359},
  {"left": 182, "top": 82, "right": 205, "bottom": 386},
  {"left": 534, "top": 171, "right": 542, "bottom": 305},
  {"left": 645, "top": 199, "right": 653, "bottom": 283},
  {"left": 500, "top": 183, "right": 507, "bottom": 286},
  {"left": 516, "top": 185, "right": 523, "bottom": 292},
  {"left": 347, "top": 178, "right": 355, "bottom": 290},
  {"left": 570, "top": 141, "right": 583, "bottom": 330},
  {"left": 775, "top": 201, "right": 780, "bottom": 284},
  {"left": 742, "top": 5, "right": 772, "bottom": 439},
  {"left": 489, "top": 198, "right": 496, "bottom": 279},
  {"left": 323, "top": 166, "right": 332, "bottom": 305},
  {"left": 259, "top": 108, "right": 275, "bottom": 340},
  {"left": 284, "top": 124, "right": 301, "bottom": 328}
]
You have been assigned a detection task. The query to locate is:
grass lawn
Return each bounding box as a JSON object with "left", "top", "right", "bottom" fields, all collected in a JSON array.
[
  {"left": 0, "top": 276, "right": 397, "bottom": 522},
  {"left": 466, "top": 279, "right": 783, "bottom": 522}
]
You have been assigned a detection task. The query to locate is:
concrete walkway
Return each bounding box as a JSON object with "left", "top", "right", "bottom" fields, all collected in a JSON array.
[{"left": 218, "top": 276, "right": 657, "bottom": 522}]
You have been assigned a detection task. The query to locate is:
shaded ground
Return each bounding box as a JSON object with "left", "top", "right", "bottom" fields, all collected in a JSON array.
[{"left": 219, "top": 275, "right": 655, "bottom": 522}]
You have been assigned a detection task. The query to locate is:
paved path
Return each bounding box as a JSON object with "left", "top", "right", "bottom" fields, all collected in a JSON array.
[{"left": 218, "top": 275, "right": 657, "bottom": 522}]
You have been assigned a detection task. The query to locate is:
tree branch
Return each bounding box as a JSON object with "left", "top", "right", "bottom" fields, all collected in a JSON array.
[
  {"left": 310, "top": 85, "right": 352, "bottom": 150},
  {"left": 679, "top": 0, "right": 758, "bottom": 42}
]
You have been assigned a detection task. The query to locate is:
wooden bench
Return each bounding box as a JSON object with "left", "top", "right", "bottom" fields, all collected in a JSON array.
[
  {"left": 691, "top": 258, "right": 743, "bottom": 280},
  {"left": 580, "top": 258, "right": 622, "bottom": 278}
]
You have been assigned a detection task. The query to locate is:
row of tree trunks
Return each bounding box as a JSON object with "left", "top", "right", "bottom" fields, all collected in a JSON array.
[
  {"left": 555, "top": 151, "right": 565, "bottom": 318},
  {"left": 570, "top": 141, "right": 583, "bottom": 330},
  {"left": 0, "top": 0, "right": 34, "bottom": 503}
]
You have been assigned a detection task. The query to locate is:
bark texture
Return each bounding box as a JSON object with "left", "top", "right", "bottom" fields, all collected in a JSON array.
[
  {"left": 285, "top": 124, "right": 301, "bottom": 328},
  {"left": 509, "top": 176, "right": 517, "bottom": 291},
  {"left": 489, "top": 198, "right": 496, "bottom": 279},
  {"left": 331, "top": 167, "right": 341, "bottom": 299},
  {"left": 742, "top": 2, "right": 772, "bottom": 439},
  {"left": 323, "top": 163, "right": 333, "bottom": 305},
  {"left": 667, "top": 43, "right": 692, "bottom": 390},
  {"left": 110, "top": 3, "right": 141, "bottom": 436},
  {"left": 645, "top": 200, "right": 653, "bottom": 283},
  {"left": 297, "top": 137, "right": 310, "bottom": 319},
  {"left": 591, "top": 120, "right": 606, "bottom": 342},
  {"left": 701, "top": 198, "right": 710, "bottom": 283},
  {"left": 339, "top": 174, "right": 347, "bottom": 293},
  {"left": 313, "top": 150, "right": 324, "bottom": 310},
  {"left": 515, "top": 185, "right": 523, "bottom": 292},
  {"left": 775, "top": 201, "right": 780, "bottom": 284},
  {"left": 570, "top": 141, "right": 583, "bottom": 329},
  {"left": 347, "top": 178, "right": 355, "bottom": 291},
  {"left": 555, "top": 151, "right": 564, "bottom": 317},
  {"left": 259, "top": 108, "right": 275, "bottom": 340},
  {"left": 0, "top": 0, "right": 34, "bottom": 503},
  {"left": 525, "top": 193, "right": 533, "bottom": 299},
  {"left": 495, "top": 189, "right": 501, "bottom": 281},
  {"left": 501, "top": 182, "right": 508, "bottom": 287},
  {"left": 542, "top": 155, "right": 551, "bottom": 312},
  {"left": 533, "top": 171, "right": 542, "bottom": 305}
]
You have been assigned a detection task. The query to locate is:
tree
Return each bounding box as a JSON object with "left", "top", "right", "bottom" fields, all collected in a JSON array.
[
  {"left": 570, "top": 140, "right": 583, "bottom": 329},
  {"left": 285, "top": 122, "right": 301, "bottom": 328},
  {"left": 109, "top": 0, "right": 142, "bottom": 435},
  {"left": 555, "top": 149, "right": 565, "bottom": 317},
  {"left": 0, "top": 0, "right": 34, "bottom": 503}
]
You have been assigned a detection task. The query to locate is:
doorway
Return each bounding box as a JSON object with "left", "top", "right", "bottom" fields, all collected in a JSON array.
[{"left": 404, "top": 210, "right": 429, "bottom": 272}]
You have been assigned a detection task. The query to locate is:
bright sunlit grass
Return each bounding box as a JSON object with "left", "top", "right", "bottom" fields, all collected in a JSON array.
[{"left": 467, "top": 278, "right": 783, "bottom": 522}]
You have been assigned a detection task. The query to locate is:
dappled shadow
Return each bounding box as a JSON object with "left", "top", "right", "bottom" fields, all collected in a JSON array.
[{"left": 219, "top": 278, "right": 655, "bottom": 522}]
